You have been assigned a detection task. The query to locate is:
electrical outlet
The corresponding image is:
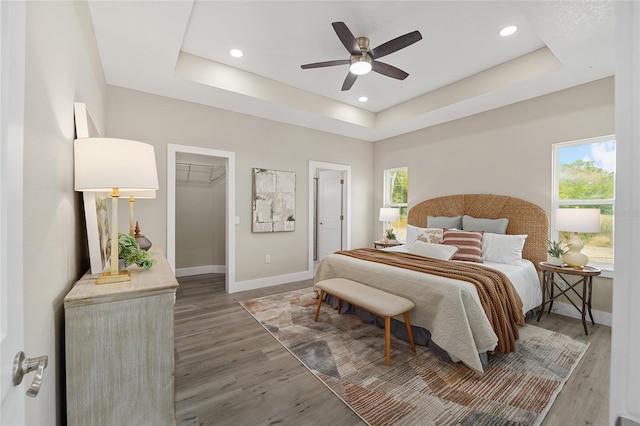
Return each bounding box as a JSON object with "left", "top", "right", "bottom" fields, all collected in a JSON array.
[{"left": 265, "top": 255, "right": 271, "bottom": 264}]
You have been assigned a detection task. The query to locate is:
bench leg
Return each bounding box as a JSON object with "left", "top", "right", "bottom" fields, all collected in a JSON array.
[
  {"left": 403, "top": 312, "right": 416, "bottom": 353},
  {"left": 314, "top": 290, "right": 325, "bottom": 322},
  {"left": 384, "top": 316, "right": 391, "bottom": 366}
]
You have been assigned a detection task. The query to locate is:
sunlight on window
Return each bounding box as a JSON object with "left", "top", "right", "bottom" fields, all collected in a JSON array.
[
  {"left": 383, "top": 167, "right": 408, "bottom": 241},
  {"left": 554, "top": 137, "right": 615, "bottom": 266}
]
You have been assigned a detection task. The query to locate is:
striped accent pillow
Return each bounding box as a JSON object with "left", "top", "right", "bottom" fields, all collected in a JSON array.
[{"left": 442, "top": 229, "right": 484, "bottom": 263}]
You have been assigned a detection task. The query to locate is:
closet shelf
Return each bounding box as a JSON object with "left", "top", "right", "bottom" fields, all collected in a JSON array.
[{"left": 176, "top": 161, "right": 225, "bottom": 184}]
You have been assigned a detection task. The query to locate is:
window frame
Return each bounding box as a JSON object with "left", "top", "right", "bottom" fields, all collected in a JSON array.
[
  {"left": 551, "top": 135, "right": 615, "bottom": 275},
  {"left": 383, "top": 167, "right": 408, "bottom": 241}
]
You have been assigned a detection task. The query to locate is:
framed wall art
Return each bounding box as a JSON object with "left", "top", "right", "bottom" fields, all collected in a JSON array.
[
  {"left": 74, "top": 102, "right": 110, "bottom": 273},
  {"left": 252, "top": 168, "right": 295, "bottom": 232}
]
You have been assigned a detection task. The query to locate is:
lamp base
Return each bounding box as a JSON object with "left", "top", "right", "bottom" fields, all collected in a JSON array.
[
  {"left": 561, "top": 232, "right": 589, "bottom": 269},
  {"left": 96, "top": 270, "right": 131, "bottom": 285}
]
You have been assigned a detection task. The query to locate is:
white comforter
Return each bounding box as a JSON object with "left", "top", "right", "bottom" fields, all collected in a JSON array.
[{"left": 314, "top": 249, "right": 541, "bottom": 375}]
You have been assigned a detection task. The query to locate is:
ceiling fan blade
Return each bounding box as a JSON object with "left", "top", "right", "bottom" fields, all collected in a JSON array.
[
  {"left": 332, "top": 22, "right": 361, "bottom": 55},
  {"left": 301, "top": 59, "right": 350, "bottom": 69},
  {"left": 341, "top": 72, "right": 358, "bottom": 91},
  {"left": 369, "top": 30, "right": 422, "bottom": 60},
  {"left": 372, "top": 61, "right": 409, "bottom": 80}
]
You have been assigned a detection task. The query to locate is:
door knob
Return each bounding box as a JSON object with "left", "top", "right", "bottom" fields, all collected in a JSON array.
[{"left": 12, "top": 351, "right": 48, "bottom": 397}]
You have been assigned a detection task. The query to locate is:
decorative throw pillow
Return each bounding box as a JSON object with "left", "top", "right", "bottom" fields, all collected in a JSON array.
[
  {"left": 405, "top": 224, "right": 424, "bottom": 245},
  {"left": 409, "top": 240, "right": 458, "bottom": 260},
  {"left": 442, "top": 229, "right": 484, "bottom": 263},
  {"left": 427, "top": 215, "right": 463, "bottom": 229},
  {"left": 462, "top": 215, "right": 509, "bottom": 234},
  {"left": 483, "top": 233, "right": 528, "bottom": 265},
  {"left": 405, "top": 225, "right": 444, "bottom": 245},
  {"left": 416, "top": 228, "right": 444, "bottom": 244}
]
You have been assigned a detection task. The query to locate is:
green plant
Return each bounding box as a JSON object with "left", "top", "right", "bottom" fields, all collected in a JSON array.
[
  {"left": 117, "top": 233, "right": 156, "bottom": 270},
  {"left": 385, "top": 228, "right": 397, "bottom": 240},
  {"left": 546, "top": 240, "right": 568, "bottom": 258}
]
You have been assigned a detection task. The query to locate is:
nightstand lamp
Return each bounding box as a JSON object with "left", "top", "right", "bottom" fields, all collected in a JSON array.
[
  {"left": 379, "top": 207, "right": 400, "bottom": 242},
  {"left": 555, "top": 208, "right": 601, "bottom": 269},
  {"left": 74, "top": 137, "right": 159, "bottom": 284}
]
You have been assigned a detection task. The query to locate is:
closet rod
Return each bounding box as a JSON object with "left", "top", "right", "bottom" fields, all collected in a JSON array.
[
  {"left": 176, "top": 161, "right": 224, "bottom": 170},
  {"left": 176, "top": 161, "right": 225, "bottom": 183}
]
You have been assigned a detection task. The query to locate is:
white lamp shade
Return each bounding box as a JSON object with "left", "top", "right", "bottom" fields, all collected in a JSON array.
[
  {"left": 74, "top": 137, "right": 159, "bottom": 192},
  {"left": 379, "top": 207, "right": 400, "bottom": 222},
  {"left": 555, "top": 208, "right": 601, "bottom": 233}
]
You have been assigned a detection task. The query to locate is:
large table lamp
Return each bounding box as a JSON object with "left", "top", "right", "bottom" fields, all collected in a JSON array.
[
  {"left": 74, "top": 137, "right": 159, "bottom": 284},
  {"left": 555, "top": 208, "right": 601, "bottom": 269},
  {"left": 379, "top": 207, "right": 400, "bottom": 241}
]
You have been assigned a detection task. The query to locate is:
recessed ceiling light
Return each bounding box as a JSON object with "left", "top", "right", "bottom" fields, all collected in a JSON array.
[
  {"left": 499, "top": 25, "right": 518, "bottom": 37},
  {"left": 229, "top": 48, "right": 243, "bottom": 58},
  {"left": 358, "top": 96, "right": 368, "bottom": 102}
]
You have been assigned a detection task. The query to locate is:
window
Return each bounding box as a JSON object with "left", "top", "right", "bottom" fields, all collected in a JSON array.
[
  {"left": 553, "top": 136, "right": 616, "bottom": 269},
  {"left": 383, "top": 167, "right": 408, "bottom": 241}
]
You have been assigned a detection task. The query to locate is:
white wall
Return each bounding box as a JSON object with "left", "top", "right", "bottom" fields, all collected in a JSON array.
[
  {"left": 105, "top": 86, "right": 373, "bottom": 283},
  {"left": 374, "top": 77, "right": 615, "bottom": 314},
  {"left": 23, "top": 1, "right": 106, "bottom": 424}
]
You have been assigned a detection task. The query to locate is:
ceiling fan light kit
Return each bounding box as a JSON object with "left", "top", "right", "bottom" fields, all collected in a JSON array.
[
  {"left": 350, "top": 55, "right": 372, "bottom": 75},
  {"left": 301, "top": 21, "right": 422, "bottom": 91}
]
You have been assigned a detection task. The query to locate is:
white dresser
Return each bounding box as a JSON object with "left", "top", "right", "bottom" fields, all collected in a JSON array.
[{"left": 64, "top": 248, "right": 178, "bottom": 425}]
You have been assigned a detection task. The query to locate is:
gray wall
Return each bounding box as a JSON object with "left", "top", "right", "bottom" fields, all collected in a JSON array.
[
  {"left": 23, "top": 1, "right": 106, "bottom": 424},
  {"left": 373, "top": 77, "right": 615, "bottom": 313},
  {"left": 105, "top": 86, "right": 374, "bottom": 282}
]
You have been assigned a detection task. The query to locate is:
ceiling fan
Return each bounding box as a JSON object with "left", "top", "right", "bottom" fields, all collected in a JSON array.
[{"left": 301, "top": 22, "right": 423, "bottom": 91}]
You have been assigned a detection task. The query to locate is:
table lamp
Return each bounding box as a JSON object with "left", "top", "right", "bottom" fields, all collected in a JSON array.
[
  {"left": 74, "top": 137, "right": 159, "bottom": 284},
  {"left": 379, "top": 207, "right": 400, "bottom": 242},
  {"left": 555, "top": 208, "right": 601, "bottom": 269}
]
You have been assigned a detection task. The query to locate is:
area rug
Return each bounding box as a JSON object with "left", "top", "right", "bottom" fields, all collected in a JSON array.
[{"left": 239, "top": 288, "right": 588, "bottom": 426}]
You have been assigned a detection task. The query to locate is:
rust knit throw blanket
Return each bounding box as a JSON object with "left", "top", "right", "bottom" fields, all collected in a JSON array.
[{"left": 335, "top": 248, "right": 525, "bottom": 353}]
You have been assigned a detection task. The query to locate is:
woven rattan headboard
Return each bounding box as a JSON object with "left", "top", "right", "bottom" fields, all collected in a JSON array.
[{"left": 407, "top": 194, "right": 549, "bottom": 268}]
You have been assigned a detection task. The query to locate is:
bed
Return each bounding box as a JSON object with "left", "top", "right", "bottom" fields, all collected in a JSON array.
[{"left": 314, "top": 194, "right": 549, "bottom": 374}]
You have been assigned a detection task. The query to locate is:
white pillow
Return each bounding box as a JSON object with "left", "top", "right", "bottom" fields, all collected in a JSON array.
[
  {"left": 410, "top": 240, "right": 459, "bottom": 260},
  {"left": 405, "top": 224, "right": 443, "bottom": 245},
  {"left": 482, "top": 233, "right": 527, "bottom": 265}
]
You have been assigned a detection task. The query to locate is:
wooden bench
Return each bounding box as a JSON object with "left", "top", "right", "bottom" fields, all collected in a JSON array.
[{"left": 314, "top": 278, "right": 416, "bottom": 366}]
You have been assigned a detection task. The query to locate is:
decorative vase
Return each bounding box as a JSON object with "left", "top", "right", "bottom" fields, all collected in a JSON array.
[
  {"left": 118, "top": 259, "right": 126, "bottom": 271},
  {"left": 134, "top": 221, "right": 152, "bottom": 251}
]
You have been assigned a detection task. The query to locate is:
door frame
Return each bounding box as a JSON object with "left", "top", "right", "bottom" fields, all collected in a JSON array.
[
  {"left": 0, "top": 0, "right": 26, "bottom": 422},
  {"left": 308, "top": 161, "right": 351, "bottom": 273},
  {"left": 167, "top": 144, "right": 236, "bottom": 293}
]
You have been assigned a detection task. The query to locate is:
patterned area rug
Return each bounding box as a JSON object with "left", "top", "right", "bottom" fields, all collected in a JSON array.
[{"left": 240, "top": 288, "right": 588, "bottom": 426}]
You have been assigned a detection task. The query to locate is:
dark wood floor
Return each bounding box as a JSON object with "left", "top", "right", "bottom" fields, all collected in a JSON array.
[{"left": 174, "top": 273, "right": 611, "bottom": 426}]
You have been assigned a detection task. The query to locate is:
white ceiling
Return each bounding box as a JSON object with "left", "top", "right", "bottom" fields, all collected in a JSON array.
[{"left": 87, "top": 1, "right": 615, "bottom": 142}]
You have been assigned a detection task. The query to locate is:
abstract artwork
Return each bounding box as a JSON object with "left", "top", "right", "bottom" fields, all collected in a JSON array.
[
  {"left": 252, "top": 168, "right": 295, "bottom": 232},
  {"left": 74, "top": 102, "right": 110, "bottom": 273}
]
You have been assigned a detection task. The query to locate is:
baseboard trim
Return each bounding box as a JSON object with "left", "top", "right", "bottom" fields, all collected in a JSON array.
[
  {"left": 549, "top": 301, "right": 612, "bottom": 327},
  {"left": 232, "top": 270, "right": 314, "bottom": 294},
  {"left": 175, "top": 264, "right": 226, "bottom": 278}
]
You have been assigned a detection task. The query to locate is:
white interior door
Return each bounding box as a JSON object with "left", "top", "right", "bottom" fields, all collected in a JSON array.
[
  {"left": 0, "top": 1, "right": 26, "bottom": 423},
  {"left": 317, "top": 170, "right": 344, "bottom": 260}
]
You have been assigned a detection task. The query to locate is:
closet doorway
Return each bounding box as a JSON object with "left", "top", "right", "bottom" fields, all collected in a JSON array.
[
  {"left": 308, "top": 161, "right": 351, "bottom": 273},
  {"left": 167, "top": 144, "right": 236, "bottom": 293}
]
